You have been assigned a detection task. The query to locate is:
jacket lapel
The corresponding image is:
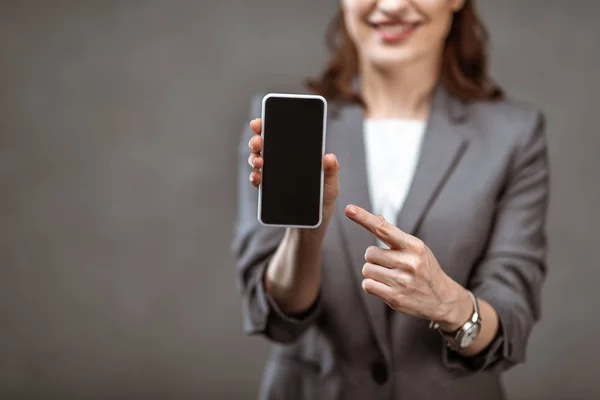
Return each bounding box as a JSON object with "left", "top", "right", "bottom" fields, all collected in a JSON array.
[
  {"left": 395, "top": 87, "right": 469, "bottom": 235},
  {"left": 331, "top": 103, "right": 391, "bottom": 362},
  {"left": 331, "top": 86, "right": 469, "bottom": 364}
]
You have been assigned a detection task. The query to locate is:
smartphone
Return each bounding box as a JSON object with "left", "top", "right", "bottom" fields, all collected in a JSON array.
[{"left": 258, "top": 93, "right": 327, "bottom": 228}]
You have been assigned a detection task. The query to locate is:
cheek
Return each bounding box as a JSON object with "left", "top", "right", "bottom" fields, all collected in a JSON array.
[
  {"left": 341, "top": 0, "right": 375, "bottom": 31},
  {"left": 341, "top": 0, "right": 374, "bottom": 10},
  {"left": 414, "top": 0, "right": 455, "bottom": 40},
  {"left": 341, "top": 5, "right": 369, "bottom": 46},
  {"left": 340, "top": 0, "right": 369, "bottom": 18}
]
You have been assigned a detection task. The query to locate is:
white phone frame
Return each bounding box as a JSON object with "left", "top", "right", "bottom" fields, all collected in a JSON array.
[{"left": 257, "top": 93, "right": 328, "bottom": 229}]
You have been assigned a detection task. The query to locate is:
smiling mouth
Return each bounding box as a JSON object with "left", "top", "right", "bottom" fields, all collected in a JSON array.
[{"left": 369, "top": 21, "right": 420, "bottom": 42}]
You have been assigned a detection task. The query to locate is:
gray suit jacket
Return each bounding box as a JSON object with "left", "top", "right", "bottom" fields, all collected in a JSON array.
[{"left": 232, "top": 85, "right": 549, "bottom": 400}]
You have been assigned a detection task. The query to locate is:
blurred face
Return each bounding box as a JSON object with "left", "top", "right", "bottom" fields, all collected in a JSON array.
[{"left": 341, "top": 0, "right": 465, "bottom": 70}]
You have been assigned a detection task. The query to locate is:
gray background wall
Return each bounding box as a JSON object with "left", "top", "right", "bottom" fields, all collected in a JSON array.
[{"left": 0, "top": 0, "right": 598, "bottom": 399}]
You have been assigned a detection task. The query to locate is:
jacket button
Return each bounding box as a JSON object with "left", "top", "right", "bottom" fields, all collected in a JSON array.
[{"left": 370, "top": 361, "right": 388, "bottom": 385}]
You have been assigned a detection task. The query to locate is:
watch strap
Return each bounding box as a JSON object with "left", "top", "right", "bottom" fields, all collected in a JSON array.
[{"left": 429, "top": 290, "right": 481, "bottom": 350}]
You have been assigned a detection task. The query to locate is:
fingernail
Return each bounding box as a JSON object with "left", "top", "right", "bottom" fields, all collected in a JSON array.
[{"left": 346, "top": 206, "right": 357, "bottom": 216}]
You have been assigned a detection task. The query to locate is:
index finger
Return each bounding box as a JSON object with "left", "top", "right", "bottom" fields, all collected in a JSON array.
[
  {"left": 344, "top": 204, "right": 410, "bottom": 250},
  {"left": 249, "top": 118, "right": 262, "bottom": 135}
]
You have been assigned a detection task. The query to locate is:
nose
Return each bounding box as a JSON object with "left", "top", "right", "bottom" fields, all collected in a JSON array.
[{"left": 376, "top": 0, "right": 410, "bottom": 13}]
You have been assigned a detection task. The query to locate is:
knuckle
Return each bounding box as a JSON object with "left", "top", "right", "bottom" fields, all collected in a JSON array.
[
  {"left": 414, "top": 255, "right": 424, "bottom": 269},
  {"left": 376, "top": 218, "right": 389, "bottom": 235},
  {"left": 391, "top": 253, "right": 404, "bottom": 269},
  {"left": 406, "top": 257, "right": 419, "bottom": 272},
  {"left": 404, "top": 275, "right": 416, "bottom": 291},
  {"left": 364, "top": 246, "right": 377, "bottom": 261},
  {"left": 413, "top": 239, "right": 426, "bottom": 255}
]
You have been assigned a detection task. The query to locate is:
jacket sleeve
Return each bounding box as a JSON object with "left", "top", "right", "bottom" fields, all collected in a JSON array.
[
  {"left": 230, "top": 94, "right": 322, "bottom": 344},
  {"left": 443, "top": 110, "right": 550, "bottom": 372}
]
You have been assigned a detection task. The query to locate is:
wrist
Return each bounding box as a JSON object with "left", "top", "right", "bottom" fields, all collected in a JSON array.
[
  {"left": 290, "top": 227, "right": 323, "bottom": 245},
  {"left": 436, "top": 287, "right": 473, "bottom": 332},
  {"left": 291, "top": 216, "right": 330, "bottom": 243}
]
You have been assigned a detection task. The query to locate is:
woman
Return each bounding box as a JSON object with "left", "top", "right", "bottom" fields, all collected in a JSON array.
[{"left": 232, "top": 0, "right": 549, "bottom": 399}]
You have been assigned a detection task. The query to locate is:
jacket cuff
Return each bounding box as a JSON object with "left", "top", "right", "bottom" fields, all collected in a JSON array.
[
  {"left": 441, "top": 284, "right": 519, "bottom": 373},
  {"left": 242, "top": 258, "right": 321, "bottom": 343},
  {"left": 441, "top": 324, "right": 505, "bottom": 373},
  {"left": 475, "top": 282, "right": 530, "bottom": 365}
]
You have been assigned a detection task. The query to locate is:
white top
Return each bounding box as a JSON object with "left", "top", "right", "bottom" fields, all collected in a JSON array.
[{"left": 363, "top": 118, "right": 426, "bottom": 248}]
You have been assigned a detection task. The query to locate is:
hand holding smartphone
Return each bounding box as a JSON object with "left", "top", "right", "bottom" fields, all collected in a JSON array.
[{"left": 257, "top": 93, "right": 328, "bottom": 228}]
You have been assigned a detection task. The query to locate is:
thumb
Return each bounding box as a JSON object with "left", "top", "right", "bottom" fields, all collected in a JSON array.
[
  {"left": 323, "top": 153, "right": 339, "bottom": 179},
  {"left": 323, "top": 153, "right": 340, "bottom": 209}
]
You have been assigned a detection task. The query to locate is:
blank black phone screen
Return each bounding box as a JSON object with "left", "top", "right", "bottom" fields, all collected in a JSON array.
[{"left": 260, "top": 96, "right": 326, "bottom": 226}]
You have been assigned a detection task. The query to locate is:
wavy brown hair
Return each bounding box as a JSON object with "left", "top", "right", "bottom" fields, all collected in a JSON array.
[{"left": 306, "top": 0, "right": 502, "bottom": 106}]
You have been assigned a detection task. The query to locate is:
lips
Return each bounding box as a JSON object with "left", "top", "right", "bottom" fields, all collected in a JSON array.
[{"left": 369, "top": 20, "right": 420, "bottom": 42}]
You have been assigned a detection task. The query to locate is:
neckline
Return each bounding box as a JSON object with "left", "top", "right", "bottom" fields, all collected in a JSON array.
[{"left": 364, "top": 118, "right": 426, "bottom": 124}]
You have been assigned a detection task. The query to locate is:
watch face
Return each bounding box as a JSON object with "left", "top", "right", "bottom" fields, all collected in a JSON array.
[{"left": 460, "top": 324, "right": 481, "bottom": 348}]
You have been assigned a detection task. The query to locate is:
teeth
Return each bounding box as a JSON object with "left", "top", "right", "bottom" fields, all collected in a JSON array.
[{"left": 377, "top": 24, "right": 411, "bottom": 34}]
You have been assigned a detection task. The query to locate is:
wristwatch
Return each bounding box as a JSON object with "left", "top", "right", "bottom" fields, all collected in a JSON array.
[{"left": 429, "top": 290, "right": 482, "bottom": 350}]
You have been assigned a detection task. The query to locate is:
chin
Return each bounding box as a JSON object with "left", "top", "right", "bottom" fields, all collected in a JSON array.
[{"left": 363, "top": 48, "right": 420, "bottom": 71}]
